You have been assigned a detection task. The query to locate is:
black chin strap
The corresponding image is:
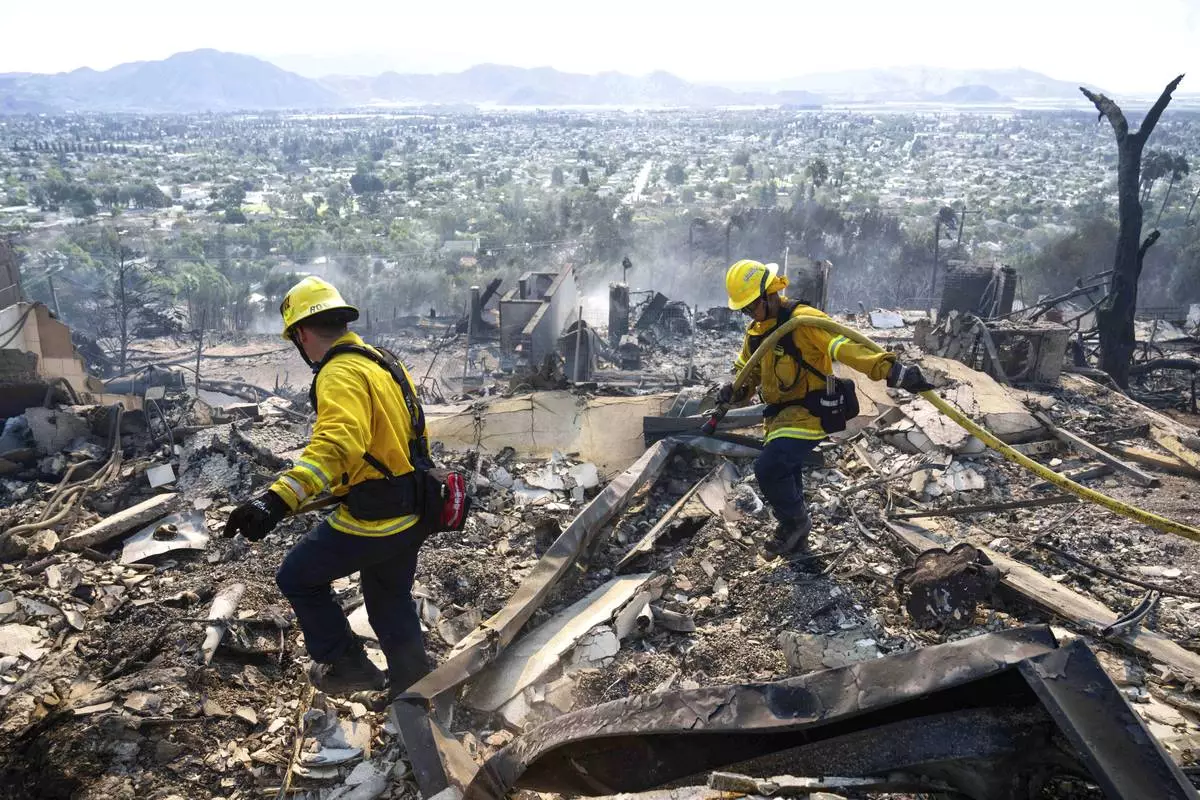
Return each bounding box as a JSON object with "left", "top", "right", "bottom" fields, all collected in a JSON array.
[{"left": 289, "top": 330, "right": 317, "bottom": 369}]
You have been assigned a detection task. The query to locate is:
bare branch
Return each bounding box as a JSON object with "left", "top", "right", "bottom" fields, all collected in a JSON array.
[
  {"left": 1080, "top": 86, "right": 1128, "bottom": 140},
  {"left": 1133, "top": 74, "right": 1186, "bottom": 145}
]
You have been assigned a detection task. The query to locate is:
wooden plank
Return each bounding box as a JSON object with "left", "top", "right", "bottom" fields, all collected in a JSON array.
[
  {"left": 1033, "top": 411, "right": 1159, "bottom": 488},
  {"left": 1153, "top": 431, "right": 1200, "bottom": 475},
  {"left": 463, "top": 574, "right": 654, "bottom": 712},
  {"left": 886, "top": 517, "right": 1200, "bottom": 683},
  {"left": 1105, "top": 445, "right": 1200, "bottom": 479},
  {"left": 60, "top": 493, "right": 177, "bottom": 551},
  {"left": 1086, "top": 423, "right": 1152, "bottom": 444}
]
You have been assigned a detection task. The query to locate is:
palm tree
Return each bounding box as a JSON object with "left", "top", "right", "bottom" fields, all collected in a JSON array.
[
  {"left": 1186, "top": 183, "right": 1200, "bottom": 226},
  {"left": 1154, "top": 154, "right": 1190, "bottom": 227},
  {"left": 1140, "top": 149, "right": 1172, "bottom": 203}
]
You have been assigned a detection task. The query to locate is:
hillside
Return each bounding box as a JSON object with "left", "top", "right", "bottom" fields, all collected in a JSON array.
[
  {"left": 320, "top": 64, "right": 756, "bottom": 107},
  {"left": 0, "top": 50, "right": 339, "bottom": 112},
  {"left": 764, "top": 66, "right": 1089, "bottom": 101}
]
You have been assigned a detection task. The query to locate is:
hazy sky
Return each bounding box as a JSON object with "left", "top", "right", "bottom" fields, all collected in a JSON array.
[{"left": 3, "top": 0, "right": 1197, "bottom": 92}]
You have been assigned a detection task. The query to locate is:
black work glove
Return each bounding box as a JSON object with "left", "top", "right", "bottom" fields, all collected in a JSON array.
[
  {"left": 223, "top": 490, "right": 288, "bottom": 541},
  {"left": 887, "top": 361, "right": 935, "bottom": 393},
  {"left": 716, "top": 382, "right": 735, "bottom": 406}
]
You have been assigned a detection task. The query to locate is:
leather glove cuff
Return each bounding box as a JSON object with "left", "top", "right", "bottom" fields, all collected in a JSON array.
[
  {"left": 254, "top": 490, "right": 289, "bottom": 527},
  {"left": 887, "top": 361, "right": 933, "bottom": 393}
]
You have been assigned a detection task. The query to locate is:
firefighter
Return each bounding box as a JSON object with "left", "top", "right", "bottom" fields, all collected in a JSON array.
[
  {"left": 720, "top": 260, "right": 932, "bottom": 556},
  {"left": 223, "top": 276, "right": 434, "bottom": 697}
]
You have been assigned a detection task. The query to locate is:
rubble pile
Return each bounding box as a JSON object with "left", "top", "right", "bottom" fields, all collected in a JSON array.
[{"left": 5, "top": 318, "right": 1200, "bottom": 798}]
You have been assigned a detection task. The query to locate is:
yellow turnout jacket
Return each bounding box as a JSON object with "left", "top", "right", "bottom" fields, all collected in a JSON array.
[
  {"left": 270, "top": 332, "right": 422, "bottom": 536},
  {"left": 734, "top": 299, "right": 894, "bottom": 443}
]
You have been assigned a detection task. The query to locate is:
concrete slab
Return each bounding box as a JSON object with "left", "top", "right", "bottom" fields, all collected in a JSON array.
[{"left": 921, "top": 355, "right": 1043, "bottom": 445}]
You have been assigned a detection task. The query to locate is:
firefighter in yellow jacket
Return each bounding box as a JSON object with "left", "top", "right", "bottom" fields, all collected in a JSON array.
[
  {"left": 223, "top": 277, "right": 434, "bottom": 696},
  {"left": 720, "top": 260, "right": 932, "bottom": 556}
]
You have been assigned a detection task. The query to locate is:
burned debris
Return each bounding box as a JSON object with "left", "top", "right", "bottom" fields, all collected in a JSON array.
[{"left": 3, "top": 257, "right": 1200, "bottom": 800}]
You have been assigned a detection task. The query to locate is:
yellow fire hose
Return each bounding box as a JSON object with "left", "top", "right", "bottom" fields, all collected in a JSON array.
[{"left": 718, "top": 315, "right": 1200, "bottom": 543}]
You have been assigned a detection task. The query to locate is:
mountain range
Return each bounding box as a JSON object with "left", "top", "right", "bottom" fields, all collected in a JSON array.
[
  {"left": 0, "top": 50, "right": 1096, "bottom": 113},
  {"left": 0, "top": 51, "right": 338, "bottom": 113},
  {"left": 752, "top": 66, "right": 1088, "bottom": 101}
]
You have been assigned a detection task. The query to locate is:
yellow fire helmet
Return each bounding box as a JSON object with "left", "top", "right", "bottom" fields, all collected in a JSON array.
[
  {"left": 279, "top": 276, "right": 360, "bottom": 340},
  {"left": 725, "top": 259, "right": 787, "bottom": 310}
]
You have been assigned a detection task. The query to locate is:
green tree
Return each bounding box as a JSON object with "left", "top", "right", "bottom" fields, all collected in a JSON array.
[
  {"left": 578, "top": 166, "right": 590, "bottom": 186},
  {"left": 220, "top": 183, "right": 247, "bottom": 206},
  {"left": 806, "top": 158, "right": 830, "bottom": 189},
  {"left": 665, "top": 163, "right": 687, "bottom": 186},
  {"left": 350, "top": 166, "right": 385, "bottom": 194},
  {"left": 551, "top": 166, "right": 564, "bottom": 187}
]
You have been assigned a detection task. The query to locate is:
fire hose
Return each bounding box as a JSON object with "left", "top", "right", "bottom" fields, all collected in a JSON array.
[{"left": 703, "top": 316, "right": 1200, "bottom": 543}]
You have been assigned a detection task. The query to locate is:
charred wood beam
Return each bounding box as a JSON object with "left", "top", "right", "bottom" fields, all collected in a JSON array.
[
  {"left": 995, "top": 277, "right": 1110, "bottom": 321},
  {"left": 1130, "top": 358, "right": 1200, "bottom": 376},
  {"left": 889, "top": 494, "right": 1079, "bottom": 520},
  {"left": 1032, "top": 411, "right": 1159, "bottom": 487}
]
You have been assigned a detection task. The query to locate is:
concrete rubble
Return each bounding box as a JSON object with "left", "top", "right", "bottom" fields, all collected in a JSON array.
[{"left": 2, "top": 297, "right": 1200, "bottom": 799}]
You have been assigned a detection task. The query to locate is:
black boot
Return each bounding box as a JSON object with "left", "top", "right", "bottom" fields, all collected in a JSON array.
[
  {"left": 385, "top": 641, "right": 432, "bottom": 700},
  {"left": 763, "top": 505, "right": 812, "bottom": 558},
  {"left": 308, "top": 640, "right": 387, "bottom": 695}
]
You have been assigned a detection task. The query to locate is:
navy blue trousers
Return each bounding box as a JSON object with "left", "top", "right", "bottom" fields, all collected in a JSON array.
[
  {"left": 753, "top": 437, "right": 817, "bottom": 522},
  {"left": 276, "top": 520, "right": 426, "bottom": 664}
]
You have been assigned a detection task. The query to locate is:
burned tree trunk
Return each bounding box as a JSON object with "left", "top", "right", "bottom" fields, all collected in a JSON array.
[{"left": 1081, "top": 75, "right": 1184, "bottom": 388}]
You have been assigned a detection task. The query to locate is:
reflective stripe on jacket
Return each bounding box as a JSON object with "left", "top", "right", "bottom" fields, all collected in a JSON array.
[
  {"left": 733, "top": 299, "right": 895, "bottom": 441},
  {"left": 270, "top": 331, "right": 421, "bottom": 537}
]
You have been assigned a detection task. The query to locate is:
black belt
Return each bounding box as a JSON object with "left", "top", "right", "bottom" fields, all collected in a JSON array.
[{"left": 762, "top": 398, "right": 808, "bottom": 419}]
